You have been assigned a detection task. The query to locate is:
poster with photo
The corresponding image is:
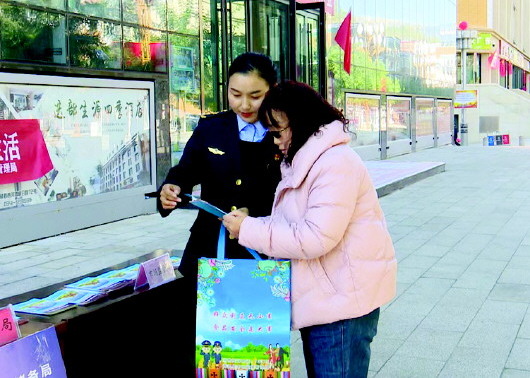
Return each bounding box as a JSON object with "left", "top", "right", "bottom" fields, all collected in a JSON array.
[{"left": 0, "top": 80, "right": 152, "bottom": 211}]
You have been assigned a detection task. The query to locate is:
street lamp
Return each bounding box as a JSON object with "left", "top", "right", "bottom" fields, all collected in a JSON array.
[{"left": 456, "top": 22, "right": 477, "bottom": 146}]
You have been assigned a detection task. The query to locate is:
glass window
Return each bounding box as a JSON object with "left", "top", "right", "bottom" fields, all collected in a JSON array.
[
  {"left": 365, "top": 68, "right": 378, "bottom": 91},
  {"left": 344, "top": 94, "right": 380, "bottom": 147},
  {"left": 201, "top": 0, "right": 219, "bottom": 113},
  {"left": 67, "top": 0, "right": 121, "bottom": 21},
  {"left": 415, "top": 98, "right": 434, "bottom": 136},
  {"left": 69, "top": 17, "right": 122, "bottom": 69},
  {"left": 12, "top": 0, "right": 65, "bottom": 10},
  {"left": 123, "top": 26, "right": 167, "bottom": 72},
  {"left": 168, "top": 0, "right": 199, "bottom": 35},
  {"left": 296, "top": 12, "right": 320, "bottom": 92},
  {"left": 458, "top": 52, "right": 479, "bottom": 85},
  {"left": 123, "top": 0, "right": 167, "bottom": 30},
  {"left": 249, "top": 1, "right": 289, "bottom": 81},
  {"left": 387, "top": 97, "right": 411, "bottom": 141},
  {"left": 436, "top": 100, "right": 452, "bottom": 134},
  {"left": 168, "top": 34, "right": 200, "bottom": 164},
  {"left": 230, "top": 1, "right": 246, "bottom": 59},
  {"left": 0, "top": 5, "right": 66, "bottom": 64}
]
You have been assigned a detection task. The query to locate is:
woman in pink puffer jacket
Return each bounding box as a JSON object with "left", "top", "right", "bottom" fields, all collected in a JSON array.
[{"left": 223, "top": 81, "right": 397, "bottom": 378}]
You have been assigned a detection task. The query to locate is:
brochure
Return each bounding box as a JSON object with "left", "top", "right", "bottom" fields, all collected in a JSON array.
[
  {"left": 185, "top": 194, "right": 226, "bottom": 218},
  {"left": 11, "top": 258, "right": 181, "bottom": 317},
  {"left": 12, "top": 288, "right": 107, "bottom": 315},
  {"left": 98, "top": 265, "right": 140, "bottom": 281},
  {"left": 13, "top": 297, "right": 75, "bottom": 316},
  {"left": 47, "top": 288, "right": 107, "bottom": 306},
  {"left": 64, "top": 276, "right": 133, "bottom": 293},
  {"left": 171, "top": 256, "right": 181, "bottom": 269}
]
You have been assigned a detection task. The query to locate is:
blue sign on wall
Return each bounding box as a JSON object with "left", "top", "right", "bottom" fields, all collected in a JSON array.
[{"left": 487, "top": 136, "right": 495, "bottom": 146}]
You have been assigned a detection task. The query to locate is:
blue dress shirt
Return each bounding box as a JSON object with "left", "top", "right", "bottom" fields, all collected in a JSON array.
[{"left": 237, "top": 115, "right": 267, "bottom": 142}]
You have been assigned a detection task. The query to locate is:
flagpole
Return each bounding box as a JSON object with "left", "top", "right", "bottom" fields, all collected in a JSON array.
[{"left": 456, "top": 22, "right": 477, "bottom": 146}]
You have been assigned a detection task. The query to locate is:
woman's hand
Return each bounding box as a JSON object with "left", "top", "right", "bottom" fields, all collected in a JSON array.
[
  {"left": 160, "top": 184, "right": 182, "bottom": 210},
  {"left": 222, "top": 209, "right": 249, "bottom": 238}
]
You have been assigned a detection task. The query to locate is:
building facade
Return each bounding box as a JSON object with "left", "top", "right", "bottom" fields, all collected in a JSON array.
[
  {"left": 0, "top": 0, "right": 456, "bottom": 247},
  {"left": 456, "top": 0, "right": 530, "bottom": 145}
]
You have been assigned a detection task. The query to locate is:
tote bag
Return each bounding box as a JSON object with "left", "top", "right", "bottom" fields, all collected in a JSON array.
[{"left": 195, "top": 225, "right": 291, "bottom": 378}]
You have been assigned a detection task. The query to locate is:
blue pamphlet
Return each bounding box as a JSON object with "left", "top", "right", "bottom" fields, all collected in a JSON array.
[{"left": 185, "top": 194, "right": 226, "bottom": 218}]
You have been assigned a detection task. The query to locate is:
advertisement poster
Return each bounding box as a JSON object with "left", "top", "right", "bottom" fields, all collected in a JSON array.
[
  {"left": 196, "top": 258, "right": 291, "bottom": 376},
  {"left": 454, "top": 90, "right": 478, "bottom": 108},
  {"left": 0, "top": 326, "right": 67, "bottom": 378},
  {"left": 0, "top": 80, "right": 151, "bottom": 210}
]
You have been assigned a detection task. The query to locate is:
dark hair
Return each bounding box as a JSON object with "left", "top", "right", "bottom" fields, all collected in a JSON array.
[
  {"left": 258, "top": 80, "right": 348, "bottom": 165},
  {"left": 228, "top": 52, "right": 278, "bottom": 87}
]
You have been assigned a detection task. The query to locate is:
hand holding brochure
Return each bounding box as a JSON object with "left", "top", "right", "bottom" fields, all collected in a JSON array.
[{"left": 185, "top": 194, "right": 226, "bottom": 217}]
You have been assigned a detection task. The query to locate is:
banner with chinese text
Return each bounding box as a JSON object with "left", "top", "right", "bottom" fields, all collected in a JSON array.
[
  {"left": 0, "top": 119, "right": 53, "bottom": 185},
  {"left": 0, "top": 81, "right": 151, "bottom": 210},
  {"left": 196, "top": 258, "right": 291, "bottom": 377},
  {"left": 0, "top": 326, "right": 67, "bottom": 378},
  {"left": 454, "top": 90, "right": 478, "bottom": 108}
]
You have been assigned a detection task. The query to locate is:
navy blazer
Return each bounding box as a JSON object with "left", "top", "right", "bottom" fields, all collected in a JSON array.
[{"left": 157, "top": 110, "right": 281, "bottom": 277}]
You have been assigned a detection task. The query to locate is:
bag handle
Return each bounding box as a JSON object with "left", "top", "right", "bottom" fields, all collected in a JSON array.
[{"left": 218, "top": 224, "right": 262, "bottom": 260}]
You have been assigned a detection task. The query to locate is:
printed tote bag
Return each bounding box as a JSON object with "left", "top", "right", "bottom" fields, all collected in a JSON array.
[{"left": 196, "top": 225, "right": 291, "bottom": 378}]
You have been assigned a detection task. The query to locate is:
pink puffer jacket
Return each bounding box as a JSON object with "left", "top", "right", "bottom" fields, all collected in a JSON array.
[{"left": 238, "top": 121, "right": 397, "bottom": 330}]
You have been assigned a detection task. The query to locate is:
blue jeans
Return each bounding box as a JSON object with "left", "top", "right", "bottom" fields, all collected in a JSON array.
[{"left": 300, "top": 308, "right": 380, "bottom": 378}]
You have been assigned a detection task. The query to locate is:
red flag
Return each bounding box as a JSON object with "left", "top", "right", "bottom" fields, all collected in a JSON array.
[
  {"left": 0, "top": 119, "right": 53, "bottom": 185},
  {"left": 334, "top": 10, "right": 352, "bottom": 74}
]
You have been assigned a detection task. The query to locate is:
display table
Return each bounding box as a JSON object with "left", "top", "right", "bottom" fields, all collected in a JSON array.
[{"left": 0, "top": 249, "right": 186, "bottom": 377}]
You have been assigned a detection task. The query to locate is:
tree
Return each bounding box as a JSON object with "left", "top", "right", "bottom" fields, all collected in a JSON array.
[{"left": 328, "top": 45, "right": 401, "bottom": 109}]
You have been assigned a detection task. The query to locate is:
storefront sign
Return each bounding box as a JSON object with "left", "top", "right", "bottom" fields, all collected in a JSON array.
[
  {"left": 0, "top": 119, "right": 54, "bottom": 185},
  {"left": 0, "top": 326, "right": 67, "bottom": 378},
  {"left": 471, "top": 33, "right": 493, "bottom": 50},
  {"left": 454, "top": 90, "right": 478, "bottom": 108},
  {"left": 500, "top": 40, "right": 529, "bottom": 71}
]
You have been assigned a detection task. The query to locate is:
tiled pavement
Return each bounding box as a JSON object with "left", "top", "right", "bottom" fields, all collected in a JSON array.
[{"left": 3, "top": 144, "right": 530, "bottom": 377}]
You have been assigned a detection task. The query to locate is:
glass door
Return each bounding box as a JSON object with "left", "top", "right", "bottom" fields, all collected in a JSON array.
[
  {"left": 248, "top": 0, "right": 291, "bottom": 82},
  {"left": 386, "top": 96, "right": 412, "bottom": 157},
  {"left": 436, "top": 99, "right": 452, "bottom": 146},
  {"left": 208, "top": 0, "right": 326, "bottom": 109},
  {"left": 295, "top": 8, "right": 322, "bottom": 93},
  {"left": 248, "top": 0, "right": 325, "bottom": 95},
  {"left": 415, "top": 97, "right": 435, "bottom": 150},
  {"left": 344, "top": 93, "right": 382, "bottom": 160},
  {"left": 209, "top": 0, "right": 248, "bottom": 110}
]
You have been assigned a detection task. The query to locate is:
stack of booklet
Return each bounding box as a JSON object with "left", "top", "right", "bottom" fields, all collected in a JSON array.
[
  {"left": 13, "top": 256, "right": 182, "bottom": 316},
  {"left": 12, "top": 289, "right": 106, "bottom": 315}
]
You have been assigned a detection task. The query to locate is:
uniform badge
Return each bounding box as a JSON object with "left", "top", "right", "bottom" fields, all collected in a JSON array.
[{"left": 208, "top": 147, "right": 225, "bottom": 155}]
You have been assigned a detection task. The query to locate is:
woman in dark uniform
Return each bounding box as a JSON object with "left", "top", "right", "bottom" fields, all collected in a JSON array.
[{"left": 157, "top": 52, "right": 281, "bottom": 374}]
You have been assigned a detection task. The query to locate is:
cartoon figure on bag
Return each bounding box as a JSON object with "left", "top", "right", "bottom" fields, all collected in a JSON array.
[
  {"left": 200, "top": 340, "right": 213, "bottom": 368},
  {"left": 275, "top": 343, "right": 288, "bottom": 370},
  {"left": 212, "top": 340, "right": 223, "bottom": 368},
  {"left": 265, "top": 344, "right": 277, "bottom": 370}
]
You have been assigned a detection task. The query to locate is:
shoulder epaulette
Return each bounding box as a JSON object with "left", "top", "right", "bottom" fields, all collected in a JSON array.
[{"left": 200, "top": 110, "right": 229, "bottom": 119}]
